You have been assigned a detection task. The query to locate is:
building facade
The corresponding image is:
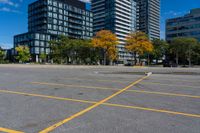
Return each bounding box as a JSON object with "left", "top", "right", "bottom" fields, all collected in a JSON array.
[
  {"left": 14, "top": 0, "right": 93, "bottom": 62},
  {"left": 166, "top": 8, "right": 200, "bottom": 42},
  {"left": 92, "top": 0, "right": 137, "bottom": 63},
  {"left": 92, "top": 0, "right": 160, "bottom": 63},
  {"left": 136, "top": 0, "right": 160, "bottom": 40}
]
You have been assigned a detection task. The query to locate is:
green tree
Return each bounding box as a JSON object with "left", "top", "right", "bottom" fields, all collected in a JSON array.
[
  {"left": 50, "top": 35, "right": 100, "bottom": 65},
  {"left": 91, "top": 30, "right": 118, "bottom": 65},
  {"left": 170, "top": 37, "right": 198, "bottom": 66},
  {"left": 125, "top": 31, "right": 153, "bottom": 65},
  {"left": 151, "top": 39, "right": 169, "bottom": 64},
  {"left": 191, "top": 41, "right": 200, "bottom": 65},
  {"left": 39, "top": 52, "right": 47, "bottom": 63},
  {"left": 0, "top": 47, "right": 5, "bottom": 63},
  {"left": 15, "top": 46, "right": 31, "bottom": 63},
  {"left": 50, "top": 35, "right": 71, "bottom": 64}
]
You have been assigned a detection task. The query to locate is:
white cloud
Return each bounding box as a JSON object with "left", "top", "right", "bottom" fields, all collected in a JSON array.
[
  {"left": 0, "top": 7, "right": 20, "bottom": 13},
  {"left": 0, "top": 0, "right": 18, "bottom": 7}
]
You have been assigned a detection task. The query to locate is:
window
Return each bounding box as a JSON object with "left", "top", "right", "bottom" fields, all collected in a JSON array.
[
  {"left": 53, "top": 1, "right": 57, "bottom": 7},
  {"left": 35, "top": 41, "right": 39, "bottom": 46},
  {"left": 35, "top": 47, "right": 39, "bottom": 54},
  {"left": 40, "top": 41, "right": 44, "bottom": 47},
  {"left": 35, "top": 34, "right": 39, "bottom": 39},
  {"left": 48, "top": 12, "right": 53, "bottom": 17},
  {"left": 53, "top": 13, "right": 57, "bottom": 18}
]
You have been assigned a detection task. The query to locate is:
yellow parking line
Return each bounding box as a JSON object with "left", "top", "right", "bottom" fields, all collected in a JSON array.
[
  {"left": 150, "top": 78, "right": 200, "bottom": 84},
  {"left": 142, "top": 82, "right": 200, "bottom": 89},
  {"left": 0, "top": 88, "right": 200, "bottom": 121},
  {"left": 30, "top": 82, "right": 200, "bottom": 99},
  {"left": 129, "top": 90, "right": 200, "bottom": 99},
  {"left": 0, "top": 89, "right": 95, "bottom": 104},
  {"left": 63, "top": 77, "right": 130, "bottom": 83},
  {"left": 31, "top": 82, "right": 116, "bottom": 91},
  {"left": 104, "top": 103, "right": 200, "bottom": 118},
  {"left": 0, "top": 127, "right": 24, "bottom": 133},
  {"left": 39, "top": 75, "right": 149, "bottom": 133}
]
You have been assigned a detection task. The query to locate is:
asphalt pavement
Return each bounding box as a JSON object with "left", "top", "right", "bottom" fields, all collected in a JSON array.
[{"left": 0, "top": 64, "right": 200, "bottom": 133}]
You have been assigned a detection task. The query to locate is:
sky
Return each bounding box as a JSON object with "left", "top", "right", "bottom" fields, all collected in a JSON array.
[{"left": 0, "top": 0, "right": 199, "bottom": 49}]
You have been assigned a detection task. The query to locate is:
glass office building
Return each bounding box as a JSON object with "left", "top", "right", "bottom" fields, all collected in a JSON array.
[
  {"left": 92, "top": 0, "right": 137, "bottom": 63},
  {"left": 14, "top": 0, "right": 93, "bottom": 62},
  {"left": 166, "top": 8, "right": 200, "bottom": 42},
  {"left": 137, "top": 0, "right": 160, "bottom": 40}
]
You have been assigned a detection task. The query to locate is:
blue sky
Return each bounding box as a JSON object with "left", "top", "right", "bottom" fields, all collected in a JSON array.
[{"left": 0, "top": 0, "right": 199, "bottom": 49}]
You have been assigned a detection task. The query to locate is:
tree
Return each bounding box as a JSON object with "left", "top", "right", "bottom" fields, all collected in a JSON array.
[
  {"left": 39, "top": 52, "right": 47, "bottom": 63},
  {"left": 170, "top": 37, "right": 198, "bottom": 66},
  {"left": 15, "top": 45, "right": 31, "bottom": 63},
  {"left": 92, "top": 30, "right": 118, "bottom": 65},
  {"left": 191, "top": 41, "right": 200, "bottom": 65},
  {"left": 125, "top": 31, "right": 153, "bottom": 65},
  {"left": 151, "top": 39, "right": 169, "bottom": 64},
  {"left": 0, "top": 47, "right": 5, "bottom": 63},
  {"left": 50, "top": 35, "right": 100, "bottom": 65},
  {"left": 191, "top": 42, "right": 200, "bottom": 65}
]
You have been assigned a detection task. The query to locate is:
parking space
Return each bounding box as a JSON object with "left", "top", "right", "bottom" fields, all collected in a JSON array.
[{"left": 0, "top": 65, "right": 200, "bottom": 133}]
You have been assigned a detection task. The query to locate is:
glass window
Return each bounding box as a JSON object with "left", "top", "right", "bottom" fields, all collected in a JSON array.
[
  {"left": 35, "top": 34, "right": 39, "bottom": 39},
  {"left": 53, "top": 1, "right": 57, "bottom": 7},
  {"left": 35, "top": 47, "right": 39, "bottom": 54},
  {"left": 40, "top": 41, "right": 44, "bottom": 47},
  {"left": 35, "top": 41, "right": 39, "bottom": 46}
]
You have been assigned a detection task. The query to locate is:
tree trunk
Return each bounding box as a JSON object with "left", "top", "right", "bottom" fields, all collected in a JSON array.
[
  {"left": 176, "top": 52, "right": 179, "bottom": 66},
  {"left": 189, "top": 46, "right": 191, "bottom": 67},
  {"left": 134, "top": 52, "right": 137, "bottom": 65},
  {"left": 104, "top": 50, "right": 107, "bottom": 66}
]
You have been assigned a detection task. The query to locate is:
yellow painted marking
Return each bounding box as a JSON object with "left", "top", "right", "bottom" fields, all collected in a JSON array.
[
  {"left": 39, "top": 75, "right": 149, "bottom": 133},
  {"left": 129, "top": 90, "right": 200, "bottom": 99},
  {"left": 31, "top": 82, "right": 200, "bottom": 99},
  {"left": 0, "top": 89, "right": 95, "bottom": 104},
  {"left": 63, "top": 77, "right": 131, "bottom": 83},
  {"left": 0, "top": 88, "right": 200, "bottom": 121},
  {"left": 104, "top": 103, "right": 200, "bottom": 118},
  {"left": 142, "top": 82, "right": 200, "bottom": 89},
  {"left": 0, "top": 127, "right": 24, "bottom": 133},
  {"left": 31, "top": 82, "right": 116, "bottom": 91},
  {"left": 150, "top": 78, "right": 200, "bottom": 84},
  {"left": 64, "top": 77, "right": 200, "bottom": 84}
]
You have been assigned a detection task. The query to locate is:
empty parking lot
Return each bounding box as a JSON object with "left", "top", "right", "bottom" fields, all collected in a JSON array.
[{"left": 0, "top": 65, "right": 200, "bottom": 133}]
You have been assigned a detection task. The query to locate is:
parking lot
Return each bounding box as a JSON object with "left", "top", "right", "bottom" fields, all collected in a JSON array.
[{"left": 0, "top": 65, "right": 200, "bottom": 133}]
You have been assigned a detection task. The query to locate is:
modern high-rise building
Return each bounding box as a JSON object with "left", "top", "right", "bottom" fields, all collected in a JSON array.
[
  {"left": 92, "top": 0, "right": 137, "bottom": 63},
  {"left": 14, "top": 0, "right": 93, "bottom": 62},
  {"left": 166, "top": 8, "right": 200, "bottom": 42},
  {"left": 136, "top": 0, "right": 160, "bottom": 40},
  {"left": 92, "top": 0, "right": 160, "bottom": 63}
]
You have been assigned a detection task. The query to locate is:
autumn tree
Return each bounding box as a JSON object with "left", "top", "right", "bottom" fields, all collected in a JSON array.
[
  {"left": 15, "top": 45, "right": 31, "bottom": 63},
  {"left": 92, "top": 30, "right": 118, "bottom": 65},
  {"left": 125, "top": 31, "right": 153, "bottom": 65}
]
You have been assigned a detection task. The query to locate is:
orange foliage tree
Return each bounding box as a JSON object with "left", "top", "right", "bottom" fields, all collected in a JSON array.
[
  {"left": 92, "top": 30, "right": 118, "bottom": 65},
  {"left": 125, "top": 31, "right": 153, "bottom": 65}
]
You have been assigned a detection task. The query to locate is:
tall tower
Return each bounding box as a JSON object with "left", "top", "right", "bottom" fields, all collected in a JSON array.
[
  {"left": 137, "top": 0, "right": 160, "bottom": 40},
  {"left": 92, "top": 0, "right": 137, "bottom": 63}
]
